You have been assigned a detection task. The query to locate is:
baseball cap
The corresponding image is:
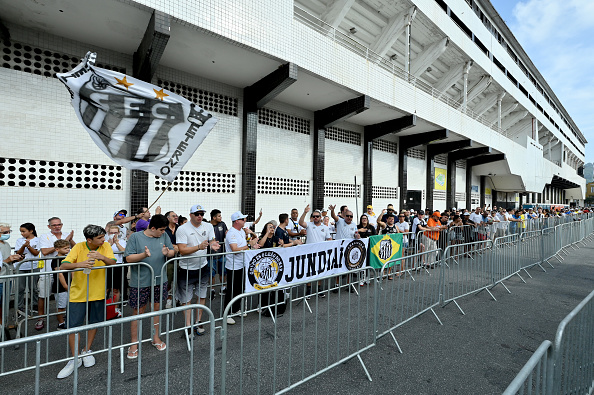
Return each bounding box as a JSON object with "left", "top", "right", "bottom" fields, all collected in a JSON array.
[
  {"left": 190, "top": 204, "right": 206, "bottom": 213},
  {"left": 367, "top": 205, "right": 373, "bottom": 209},
  {"left": 231, "top": 211, "right": 248, "bottom": 221},
  {"left": 432, "top": 211, "right": 440, "bottom": 217},
  {"left": 114, "top": 209, "right": 127, "bottom": 217},
  {"left": 463, "top": 212, "right": 470, "bottom": 216}
]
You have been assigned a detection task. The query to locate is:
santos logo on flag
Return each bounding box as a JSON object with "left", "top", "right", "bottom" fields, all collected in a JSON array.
[
  {"left": 368, "top": 234, "right": 403, "bottom": 269},
  {"left": 57, "top": 52, "right": 218, "bottom": 182}
]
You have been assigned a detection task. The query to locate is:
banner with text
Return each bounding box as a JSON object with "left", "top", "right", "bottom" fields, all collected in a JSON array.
[
  {"left": 244, "top": 238, "right": 369, "bottom": 292},
  {"left": 368, "top": 233, "right": 404, "bottom": 269}
]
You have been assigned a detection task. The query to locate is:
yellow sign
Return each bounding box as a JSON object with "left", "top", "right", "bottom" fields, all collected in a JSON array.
[
  {"left": 435, "top": 168, "right": 447, "bottom": 191},
  {"left": 485, "top": 188, "right": 491, "bottom": 195}
]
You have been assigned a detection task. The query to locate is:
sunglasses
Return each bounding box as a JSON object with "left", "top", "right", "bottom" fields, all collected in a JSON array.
[
  {"left": 345, "top": 215, "right": 353, "bottom": 218},
  {"left": 312, "top": 215, "right": 320, "bottom": 218},
  {"left": 1, "top": 230, "right": 11, "bottom": 234},
  {"left": 398, "top": 215, "right": 405, "bottom": 217},
  {"left": 192, "top": 212, "right": 205, "bottom": 217}
]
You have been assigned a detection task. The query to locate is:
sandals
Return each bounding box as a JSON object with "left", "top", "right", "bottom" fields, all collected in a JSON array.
[
  {"left": 127, "top": 347, "right": 138, "bottom": 359},
  {"left": 127, "top": 341, "right": 166, "bottom": 359},
  {"left": 151, "top": 342, "right": 167, "bottom": 351}
]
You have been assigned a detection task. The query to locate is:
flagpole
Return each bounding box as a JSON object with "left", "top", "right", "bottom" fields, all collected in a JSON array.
[{"left": 146, "top": 181, "right": 172, "bottom": 211}]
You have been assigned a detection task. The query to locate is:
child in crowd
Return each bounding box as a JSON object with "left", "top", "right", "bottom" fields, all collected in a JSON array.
[
  {"left": 14, "top": 223, "right": 40, "bottom": 315},
  {"left": 51, "top": 240, "right": 71, "bottom": 330}
]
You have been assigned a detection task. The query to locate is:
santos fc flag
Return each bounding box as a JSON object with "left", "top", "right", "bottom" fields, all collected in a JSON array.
[
  {"left": 57, "top": 52, "right": 218, "bottom": 182},
  {"left": 368, "top": 233, "right": 403, "bottom": 269}
]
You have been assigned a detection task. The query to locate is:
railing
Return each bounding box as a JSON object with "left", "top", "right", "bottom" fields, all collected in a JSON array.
[
  {"left": 293, "top": 5, "right": 510, "bottom": 139},
  {"left": 1, "top": 218, "right": 593, "bottom": 393}
]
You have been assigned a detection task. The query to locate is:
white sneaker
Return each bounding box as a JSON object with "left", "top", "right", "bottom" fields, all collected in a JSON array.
[
  {"left": 240, "top": 311, "right": 248, "bottom": 317},
  {"left": 227, "top": 317, "right": 236, "bottom": 325},
  {"left": 81, "top": 350, "right": 95, "bottom": 368},
  {"left": 219, "top": 287, "right": 226, "bottom": 296},
  {"left": 57, "top": 358, "right": 82, "bottom": 379},
  {"left": 165, "top": 298, "right": 173, "bottom": 309}
]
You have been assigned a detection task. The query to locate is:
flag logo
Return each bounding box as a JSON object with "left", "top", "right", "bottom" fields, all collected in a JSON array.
[
  {"left": 57, "top": 52, "right": 218, "bottom": 182},
  {"left": 247, "top": 250, "right": 285, "bottom": 290},
  {"left": 369, "top": 234, "right": 403, "bottom": 269}
]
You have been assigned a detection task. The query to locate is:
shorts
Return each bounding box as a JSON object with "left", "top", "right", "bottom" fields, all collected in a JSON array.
[
  {"left": 176, "top": 267, "right": 209, "bottom": 303},
  {"left": 68, "top": 300, "right": 105, "bottom": 328},
  {"left": 129, "top": 283, "right": 168, "bottom": 310},
  {"left": 209, "top": 255, "right": 226, "bottom": 277},
  {"left": 56, "top": 291, "right": 68, "bottom": 309},
  {"left": 38, "top": 274, "right": 53, "bottom": 298}
]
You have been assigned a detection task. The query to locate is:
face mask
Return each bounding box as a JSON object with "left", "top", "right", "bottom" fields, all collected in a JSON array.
[{"left": 0, "top": 234, "right": 10, "bottom": 241}]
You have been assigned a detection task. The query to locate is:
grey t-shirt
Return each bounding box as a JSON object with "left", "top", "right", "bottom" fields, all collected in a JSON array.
[{"left": 125, "top": 231, "right": 173, "bottom": 288}]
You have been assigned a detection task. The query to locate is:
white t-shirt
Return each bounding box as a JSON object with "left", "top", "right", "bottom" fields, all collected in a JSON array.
[
  {"left": 469, "top": 213, "right": 483, "bottom": 228},
  {"left": 366, "top": 214, "right": 377, "bottom": 227},
  {"left": 287, "top": 218, "right": 303, "bottom": 240},
  {"left": 411, "top": 217, "right": 426, "bottom": 239},
  {"left": 335, "top": 218, "right": 358, "bottom": 240},
  {"left": 39, "top": 232, "right": 68, "bottom": 272},
  {"left": 225, "top": 227, "right": 247, "bottom": 270},
  {"left": 176, "top": 221, "right": 215, "bottom": 270},
  {"left": 395, "top": 221, "right": 410, "bottom": 243},
  {"left": 14, "top": 237, "right": 40, "bottom": 270},
  {"left": 304, "top": 222, "right": 331, "bottom": 244},
  {"left": 108, "top": 237, "right": 127, "bottom": 264}
]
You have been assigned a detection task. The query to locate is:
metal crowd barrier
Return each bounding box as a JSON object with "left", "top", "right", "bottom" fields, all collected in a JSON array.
[
  {"left": 0, "top": 304, "right": 216, "bottom": 395},
  {"left": 440, "top": 239, "right": 494, "bottom": 314},
  {"left": 0, "top": 262, "right": 157, "bottom": 373},
  {"left": 220, "top": 267, "right": 378, "bottom": 395},
  {"left": 376, "top": 250, "right": 443, "bottom": 351},
  {"left": 502, "top": 340, "right": 553, "bottom": 395},
  {"left": 2, "top": 218, "right": 594, "bottom": 394},
  {"left": 504, "top": 289, "right": 594, "bottom": 395},
  {"left": 548, "top": 289, "right": 594, "bottom": 395}
]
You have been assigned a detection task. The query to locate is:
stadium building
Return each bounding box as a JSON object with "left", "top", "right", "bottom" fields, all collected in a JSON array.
[{"left": 0, "top": 0, "right": 586, "bottom": 233}]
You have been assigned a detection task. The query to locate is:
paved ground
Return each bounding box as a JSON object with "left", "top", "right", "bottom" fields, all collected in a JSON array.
[{"left": 1, "top": 239, "right": 592, "bottom": 394}]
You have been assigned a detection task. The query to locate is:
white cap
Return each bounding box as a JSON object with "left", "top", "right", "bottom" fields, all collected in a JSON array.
[
  {"left": 231, "top": 211, "right": 248, "bottom": 221},
  {"left": 190, "top": 204, "right": 206, "bottom": 213}
]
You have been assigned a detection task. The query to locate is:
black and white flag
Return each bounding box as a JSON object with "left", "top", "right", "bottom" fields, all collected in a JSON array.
[{"left": 57, "top": 52, "right": 218, "bottom": 182}]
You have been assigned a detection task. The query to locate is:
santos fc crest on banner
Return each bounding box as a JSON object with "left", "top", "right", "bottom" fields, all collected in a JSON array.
[{"left": 57, "top": 52, "right": 218, "bottom": 182}]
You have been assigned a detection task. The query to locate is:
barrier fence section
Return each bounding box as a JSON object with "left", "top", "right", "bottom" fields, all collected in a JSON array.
[
  {"left": 502, "top": 340, "right": 552, "bottom": 395},
  {"left": 440, "top": 239, "right": 494, "bottom": 314},
  {"left": 2, "top": 218, "right": 594, "bottom": 394},
  {"left": 0, "top": 304, "right": 216, "bottom": 395},
  {"left": 548, "top": 289, "right": 594, "bottom": 395},
  {"left": 1, "top": 258, "right": 154, "bottom": 344},
  {"left": 0, "top": 262, "right": 159, "bottom": 375},
  {"left": 219, "top": 267, "right": 378, "bottom": 395},
  {"left": 504, "top": 290, "right": 594, "bottom": 395},
  {"left": 376, "top": 250, "right": 443, "bottom": 350}
]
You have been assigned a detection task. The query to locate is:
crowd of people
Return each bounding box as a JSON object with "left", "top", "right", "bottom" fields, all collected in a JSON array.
[{"left": 0, "top": 202, "right": 589, "bottom": 378}]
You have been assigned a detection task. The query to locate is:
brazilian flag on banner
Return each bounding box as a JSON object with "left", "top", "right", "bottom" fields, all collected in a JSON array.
[{"left": 368, "top": 233, "right": 404, "bottom": 269}]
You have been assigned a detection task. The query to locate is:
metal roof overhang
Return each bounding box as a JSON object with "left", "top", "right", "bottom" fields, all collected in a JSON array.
[{"left": 550, "top": 175, "right": 580, "bottom": 190}]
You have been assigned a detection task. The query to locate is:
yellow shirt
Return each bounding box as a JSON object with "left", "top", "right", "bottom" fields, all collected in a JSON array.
[{"left": 62, "top": 241, "right": 115, "bottom": 302}]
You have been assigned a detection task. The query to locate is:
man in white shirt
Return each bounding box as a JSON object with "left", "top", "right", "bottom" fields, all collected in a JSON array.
[
  {"left": 298, "top": 205, "right": 332, "bottom": 244},
  {"left": 224, "top": 211, "right": 260, "bottom": 324},
  {"left": 176, "top": 204, "right": 220, "bottom": 335},
  {"left": 299, "top": 206, "right": 332, "bottom": 298},
  {"left": 329, "top": 204, "right": 361, "bottom": 292},
  {"left": 37, "top": 217, "right": 75, "bottom": 330},
  {"left": 330, "top": 205, "right": 360, "bottom": 240},
  {"left": 287, "top": 208, "right": 306, "bottom": 241}
]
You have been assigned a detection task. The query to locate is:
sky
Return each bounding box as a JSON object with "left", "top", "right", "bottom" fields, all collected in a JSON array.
[{"left": 490, "top": 0, "right": 594, "bottom": 163}]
